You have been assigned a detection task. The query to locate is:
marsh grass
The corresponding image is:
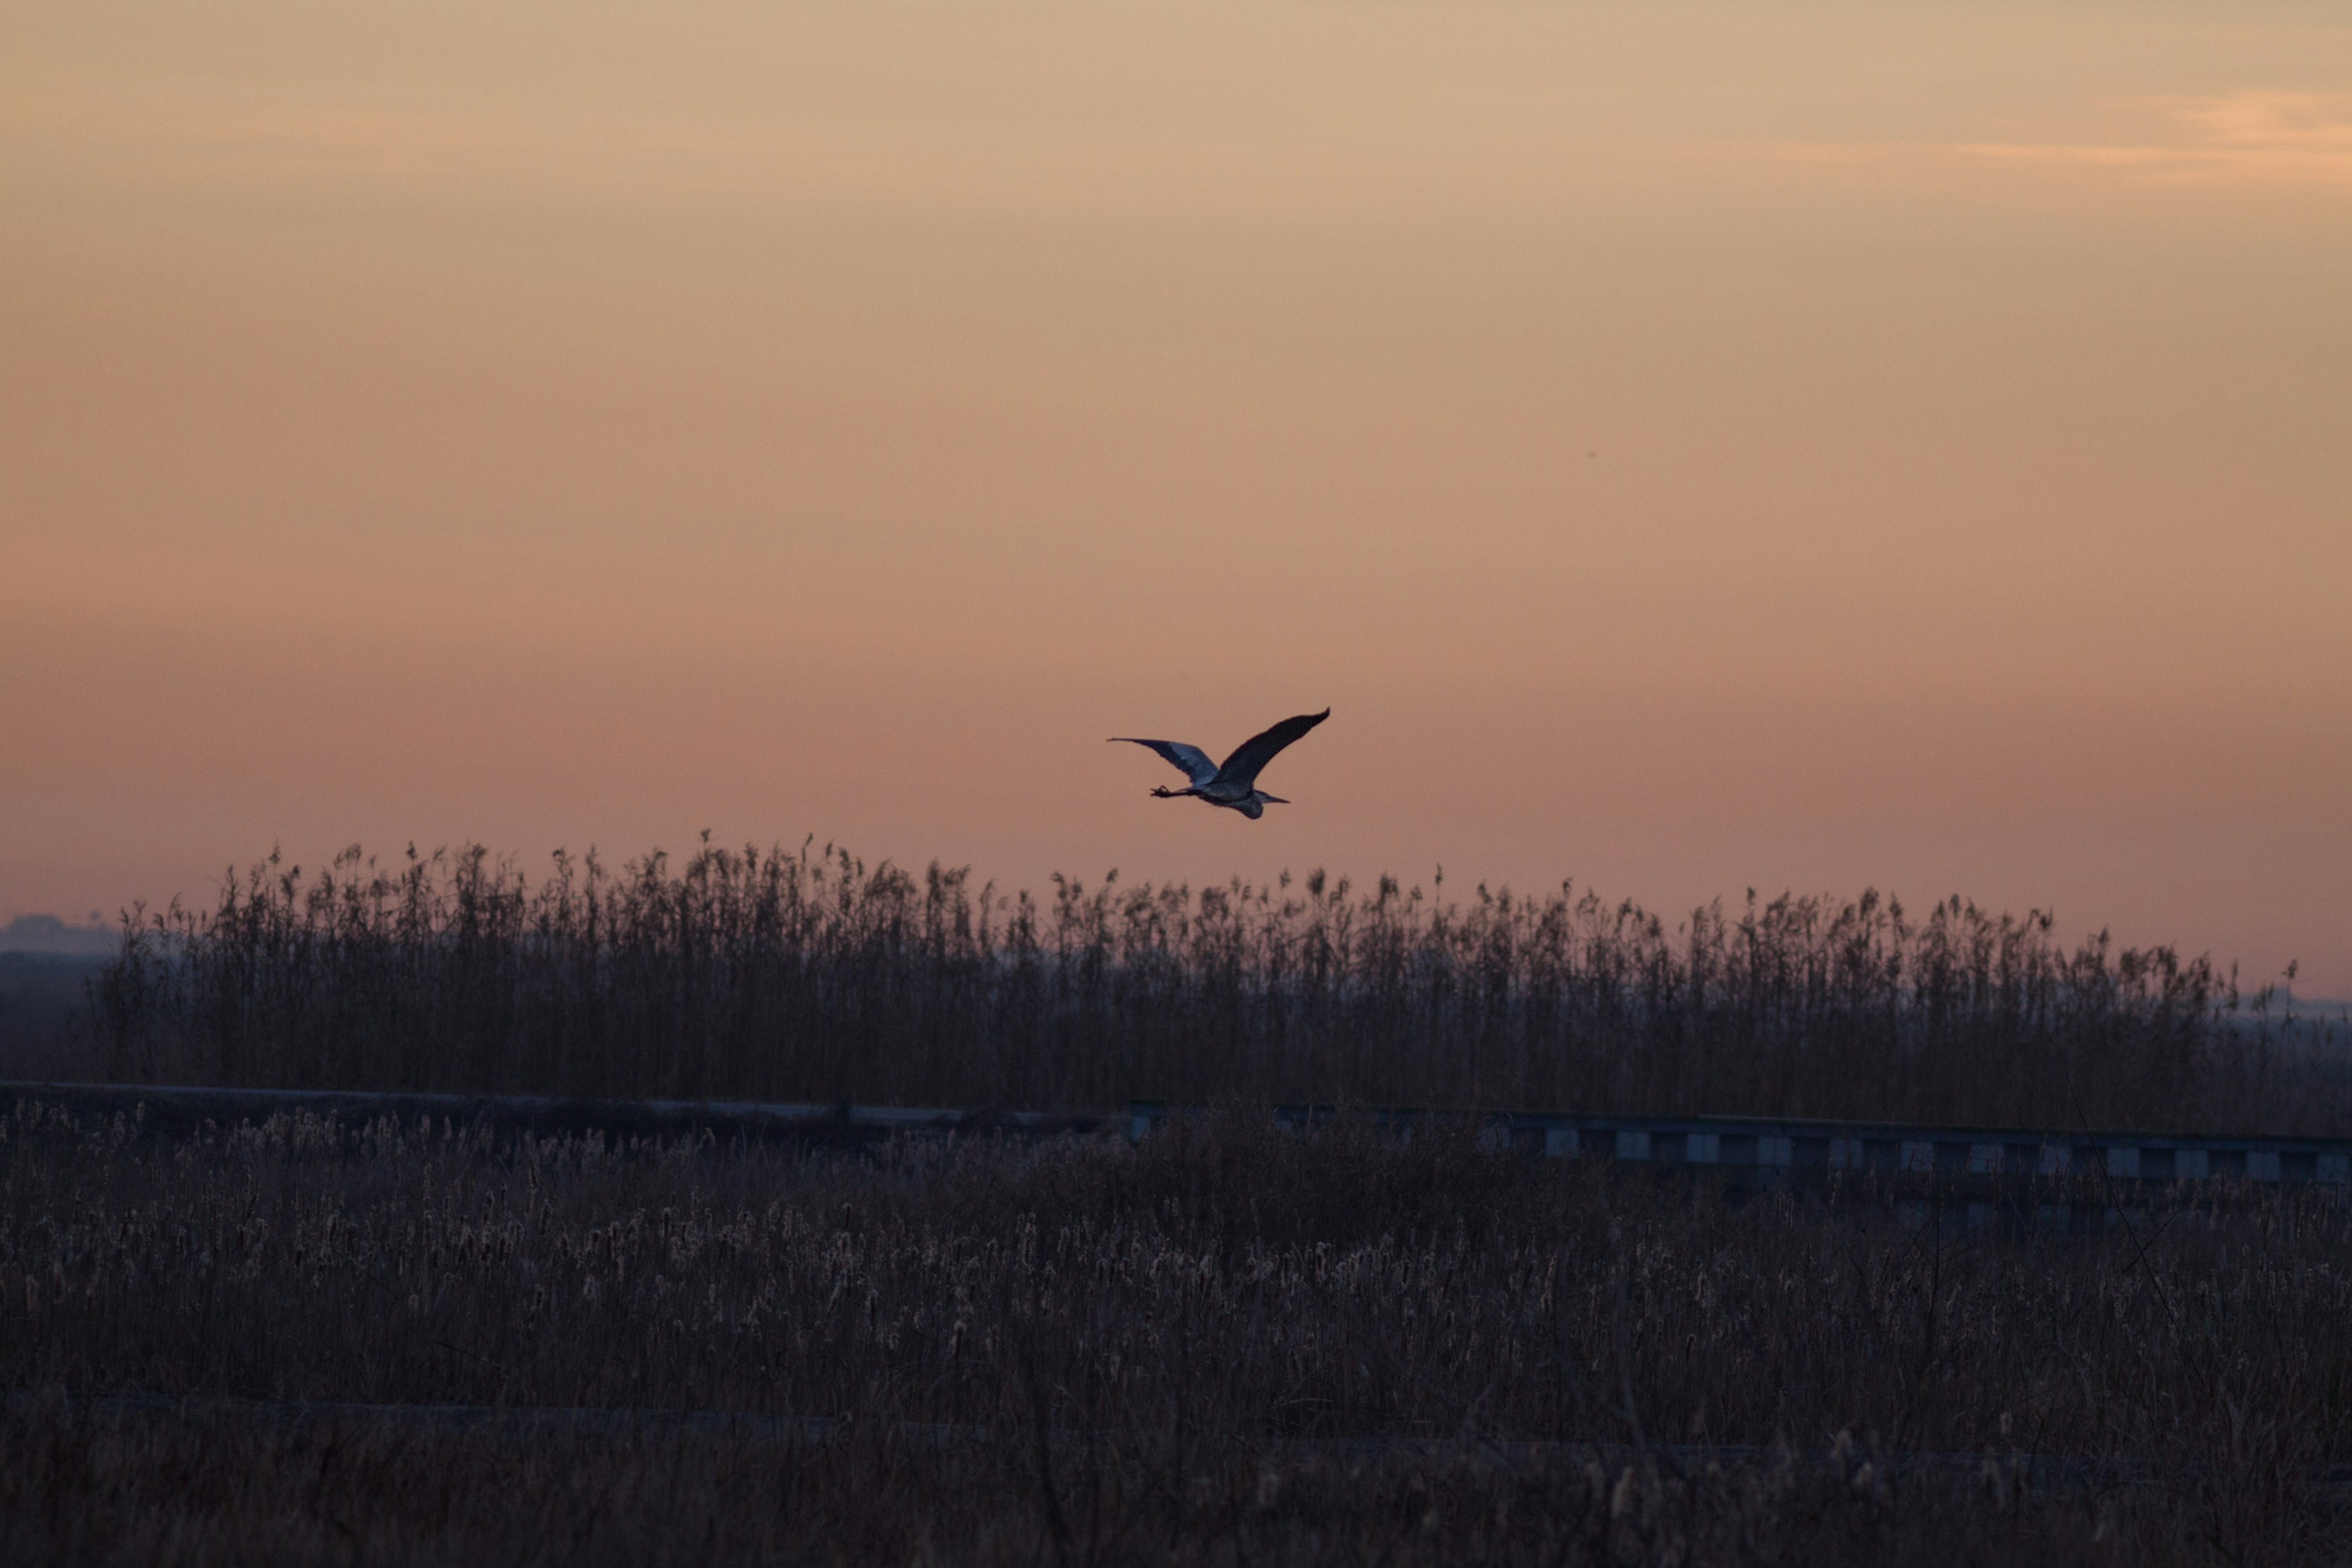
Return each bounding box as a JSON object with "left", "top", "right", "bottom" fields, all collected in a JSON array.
[
  {"left": 3, "top": 1103, "right": 2348, "bottom": 1564},
  {"left": 2, "top": 1401, "right": 2234, "bottom": 1568},
  {"left": 80, "top": 841, "right": 2343, "bottom": 1133},
  {"left": 0, "top": 1403, "right": 2262, "bottom": 1567}
]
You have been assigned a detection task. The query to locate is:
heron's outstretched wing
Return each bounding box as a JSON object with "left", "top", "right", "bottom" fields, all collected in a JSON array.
[
  {"left": 1215, "top": 707, "right": 1330, "bottom": 788},
  {"left": 1109, "top": 737, "right": 1219, "bottom": 786}
]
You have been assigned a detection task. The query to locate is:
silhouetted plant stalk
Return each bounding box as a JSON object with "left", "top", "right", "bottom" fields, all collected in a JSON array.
[{"left": 84, "top": 840, "right": 2343, "bottom": 1131}]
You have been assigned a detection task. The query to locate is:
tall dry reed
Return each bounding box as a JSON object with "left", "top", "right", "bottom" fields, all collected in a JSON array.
[{"left": 81, "top": 841, "right": 2343, "bottom": 1131}]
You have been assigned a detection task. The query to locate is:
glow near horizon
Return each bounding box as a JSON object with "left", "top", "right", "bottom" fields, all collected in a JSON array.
[{"left": 1, "top": 2, "right": 2347, "bottom": 990}]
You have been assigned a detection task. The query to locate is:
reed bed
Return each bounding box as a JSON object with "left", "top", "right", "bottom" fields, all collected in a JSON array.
[
  {"left": 0, "top": 1403, "right": 2236, "bottom": 1568},
  {"left": 4, "top": 1102, "right": 2348, "bottom": 1564},
  {"left": 79, "top": 842, "right": 2343, "bottom": 1132}
]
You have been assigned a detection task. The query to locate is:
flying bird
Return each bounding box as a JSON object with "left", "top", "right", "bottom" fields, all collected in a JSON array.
[{"left": 1110, "top": 708, "right": 1330, "bottom": 820}]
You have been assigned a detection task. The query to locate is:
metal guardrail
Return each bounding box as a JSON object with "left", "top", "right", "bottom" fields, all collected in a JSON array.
[
  {"left": 0, "top": 1082, "right": 1119, "bottom": 1145},
  {"left": 6, "top": 1082, "right": 2348, "bottom": 1186},
  {"left": 1129, "top": 1102, "right": 2352, "bottom": 1186}
]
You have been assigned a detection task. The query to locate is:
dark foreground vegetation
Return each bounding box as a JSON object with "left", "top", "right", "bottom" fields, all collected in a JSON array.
[
  {"left": 79, "top": 842, "right": 2348, "bottom": 1131},
  {"left": 5, "top": 1100, "right": 2350, "bottom": 1564}
]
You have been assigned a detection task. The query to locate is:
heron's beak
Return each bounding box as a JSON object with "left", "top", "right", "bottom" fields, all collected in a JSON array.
[{"left": 1259, "top": 794, "right": 1288, "bottom": 805}]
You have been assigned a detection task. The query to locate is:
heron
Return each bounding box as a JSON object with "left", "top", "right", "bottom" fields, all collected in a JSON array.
[{"left": 1110, "top": 708, "right": 1330, "bottom": 820}]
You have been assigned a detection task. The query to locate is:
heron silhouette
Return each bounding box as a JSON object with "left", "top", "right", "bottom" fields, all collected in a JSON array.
[{"left": 1110, "top": 708, "right": 1330, "bottom": 820}]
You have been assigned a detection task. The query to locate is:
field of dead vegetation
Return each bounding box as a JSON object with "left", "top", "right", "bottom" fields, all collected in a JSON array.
[{"left": 4, "top": 1098, "right": 2348, "bottom": 1565}]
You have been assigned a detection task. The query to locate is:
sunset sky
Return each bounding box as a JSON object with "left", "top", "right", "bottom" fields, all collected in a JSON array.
[{"left": 4, "top": 2, "right": 2348, "bottom": 992}]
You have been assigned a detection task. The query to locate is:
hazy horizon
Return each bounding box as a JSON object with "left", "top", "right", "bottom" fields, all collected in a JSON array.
[{"left": 5, "top": 1, "right": 2347, "bottom": 991}]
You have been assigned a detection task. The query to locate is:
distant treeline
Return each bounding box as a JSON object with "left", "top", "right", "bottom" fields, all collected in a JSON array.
[{"left": 82, "top": 841, "right": 2345, "bottom": 1133}]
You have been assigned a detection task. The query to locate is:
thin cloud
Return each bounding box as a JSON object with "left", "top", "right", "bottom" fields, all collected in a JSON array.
[{"left": 1961, "top": 92, "right": 2352, "bottom": 189}]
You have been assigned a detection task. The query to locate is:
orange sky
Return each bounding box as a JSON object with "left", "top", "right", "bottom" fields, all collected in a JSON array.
[{"left": 4, "top": 2, "right": 2349, "bottom": 992}]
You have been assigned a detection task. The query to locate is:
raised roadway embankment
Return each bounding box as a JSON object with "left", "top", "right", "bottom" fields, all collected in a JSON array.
[{"left": 4, "top": 1082, "right": 2348, "bottom": 1196}]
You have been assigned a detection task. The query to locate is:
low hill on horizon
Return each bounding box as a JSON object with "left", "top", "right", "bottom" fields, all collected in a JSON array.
[{"left": 0, "top": 914, "right": 117, "bottom": 957}]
